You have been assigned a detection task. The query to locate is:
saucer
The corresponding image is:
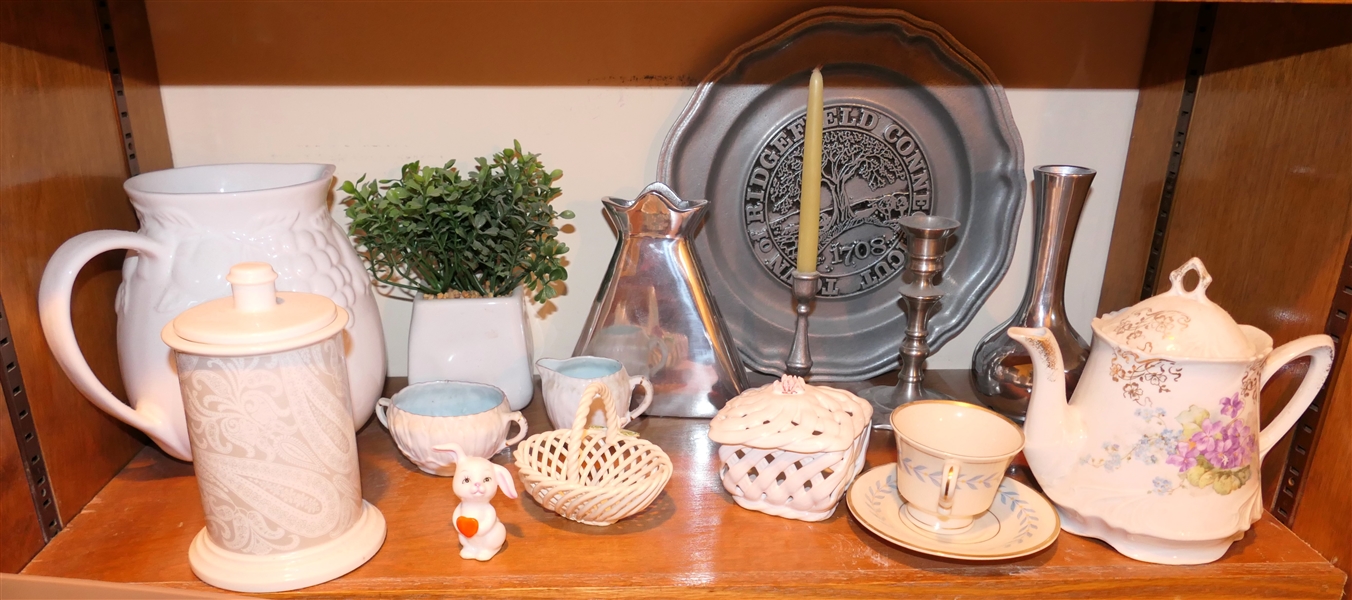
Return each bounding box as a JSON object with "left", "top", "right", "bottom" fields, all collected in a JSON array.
[{"left": 846, "top": 463, "right": 1060, "bottom": 561}]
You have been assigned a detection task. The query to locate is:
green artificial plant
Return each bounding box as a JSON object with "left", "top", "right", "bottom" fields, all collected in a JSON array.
[{"left": 341, "top": 142, "right": 573, "bottom": 303}]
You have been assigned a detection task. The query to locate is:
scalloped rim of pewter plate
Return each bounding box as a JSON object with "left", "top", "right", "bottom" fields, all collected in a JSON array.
[
  {"left": 846, "top": 463, "right": 1060, "bottom": 561},
  {"left": 658, "top": 6, "right": 1025, "bottom": 380}
]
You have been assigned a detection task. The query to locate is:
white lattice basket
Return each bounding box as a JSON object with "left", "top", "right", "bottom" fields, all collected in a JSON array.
[
  {"left": 515, "top": 382, "right": 673, "bottom": 526},
  {"left": 709, "top": 375, "right": 872, "bottom": 522}
]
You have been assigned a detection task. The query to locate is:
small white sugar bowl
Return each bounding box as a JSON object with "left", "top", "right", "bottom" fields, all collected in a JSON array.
[{"left": 708, "top": 375, "right": 872, "bottom": 521}]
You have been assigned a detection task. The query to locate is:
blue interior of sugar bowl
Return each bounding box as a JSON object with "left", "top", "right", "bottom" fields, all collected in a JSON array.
[{"left": 392, "top": 381, "right": 505, "bottom": 417}]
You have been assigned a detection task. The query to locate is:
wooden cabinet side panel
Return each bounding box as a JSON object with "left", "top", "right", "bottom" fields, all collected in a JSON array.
[
  {"left": 0, "top": 392, "right": 43, "bottom": 573},
  {"left": 1155, "top": 4, "right": 1352, "bottom": 511},
  {"left": 0, "top": 1, "right": 145, "bottom": 525},
  {"left": 1293, "top": 329, "right": 1352, "bottom": 597},
  {"left": 1097, "top": 4, "right": 1198, "bottom": 315},
  {"left": 108, "top": 0, "right": 172, "bottom": 173}
]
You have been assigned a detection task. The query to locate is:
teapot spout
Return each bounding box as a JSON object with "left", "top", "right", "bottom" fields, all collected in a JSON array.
[{"left": 1006, "top": 327, "right": 1079, "bottom": 484}]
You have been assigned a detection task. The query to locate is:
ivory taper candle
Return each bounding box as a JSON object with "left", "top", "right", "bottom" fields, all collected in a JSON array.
[{"left": 796, "top": 67, "right": 824, "bottom": 273}]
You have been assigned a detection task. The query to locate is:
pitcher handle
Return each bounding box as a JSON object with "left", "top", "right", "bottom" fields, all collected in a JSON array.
[
  {"left": 1256, "top": 334, "right": 1335, "bottom": 460},
  {"left": 502, "top": 411, "right": 529, "bottom": 448},
  {"left": 38, "top": 230, "right": 173, "bottom": 447},
  {"left": 627, "top": 376, "right": 654, "bottom": 422}
]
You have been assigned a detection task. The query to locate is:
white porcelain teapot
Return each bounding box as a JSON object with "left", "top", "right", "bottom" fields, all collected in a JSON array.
[{"left": 1007, "top": 258, "right": 1333, "bottom": 565}]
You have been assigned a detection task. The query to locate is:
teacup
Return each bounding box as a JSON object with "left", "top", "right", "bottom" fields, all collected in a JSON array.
[
  {"left": 890, "top": 400, "right": 1024, "bottom": 532},
  {"left": 537, "top": 356, "right": 653, "bottom": 429},
  {"left": 376, "top": 381, "right": 528, "bottom": 476}
]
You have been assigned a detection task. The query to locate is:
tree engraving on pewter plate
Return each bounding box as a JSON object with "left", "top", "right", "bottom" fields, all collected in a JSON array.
[{"left": 742, "top": 104, "right": 934, "bottom": 298}]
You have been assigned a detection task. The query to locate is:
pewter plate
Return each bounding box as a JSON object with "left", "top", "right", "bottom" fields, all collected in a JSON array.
[{"left": 658, "top": 7, "right": 1025, "bottom": 380}]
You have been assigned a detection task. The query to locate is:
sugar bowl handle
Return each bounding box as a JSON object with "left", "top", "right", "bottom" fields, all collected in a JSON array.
[
  {"left": 502, "top": 411, "right": 529, "bottom": 448},
  {"left": 375, "top": 397, "right": 393, "bottom": 428}
]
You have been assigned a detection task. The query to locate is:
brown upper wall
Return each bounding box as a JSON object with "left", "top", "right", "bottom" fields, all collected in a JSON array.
[{"left": 141, "top": 1, "right": 1155, "bottom": 89}]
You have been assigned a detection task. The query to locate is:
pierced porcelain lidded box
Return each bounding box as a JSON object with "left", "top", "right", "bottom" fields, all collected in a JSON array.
[{"left": 708, "top": 375, "right": 873, "bottom": 521}]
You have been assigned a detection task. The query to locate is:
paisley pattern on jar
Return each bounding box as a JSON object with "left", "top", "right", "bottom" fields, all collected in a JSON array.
[{"left": 178, "top": 335, "right": 361, "bottom": 555}]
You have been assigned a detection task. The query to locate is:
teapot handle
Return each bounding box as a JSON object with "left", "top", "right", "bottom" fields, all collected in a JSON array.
[
  {"left": 1256, "top": 334, "right": 1335, "bottom": 460},
  {"left": 38, "top": 230, "right": 184, "bottom": 457}
]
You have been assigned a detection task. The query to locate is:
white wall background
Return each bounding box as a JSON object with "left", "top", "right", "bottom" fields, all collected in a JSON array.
[{"left": 160, "top": 85, "right": 1139, "bottom": 374}]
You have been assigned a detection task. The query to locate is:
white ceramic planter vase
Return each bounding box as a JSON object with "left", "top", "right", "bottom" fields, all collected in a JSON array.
[
  {"left": 407, "top": 289, "right": 533, "bottom": 410},
  {"left": 38, "top": 163, "right": 387, "bottom": 461}
]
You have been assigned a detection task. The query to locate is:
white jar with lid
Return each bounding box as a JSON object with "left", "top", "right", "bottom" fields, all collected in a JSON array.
[{"left": 161, "top": 262, "right": 386, "bottom": 593}]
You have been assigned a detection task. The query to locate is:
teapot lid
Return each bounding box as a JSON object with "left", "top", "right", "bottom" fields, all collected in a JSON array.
[
  {"left": 1093, "top": 258, "right": 1256, "bottom": 359},
  {"left": 708, "top": 375, "right": 872, "bottom": 453},
  {"left": 161, "top": 262, "right": 348, "bottom": 356}
]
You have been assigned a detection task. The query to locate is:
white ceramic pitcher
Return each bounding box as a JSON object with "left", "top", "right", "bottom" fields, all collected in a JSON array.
[{"left": 39, "top": 163, "right": 387, "bottom": 461}]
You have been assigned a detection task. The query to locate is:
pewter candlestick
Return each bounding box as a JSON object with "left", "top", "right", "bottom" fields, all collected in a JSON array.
[
  {"left": 863, "top": 215, "right": 961, "bottom": 429},
  {"left": 784, "top": 270, "right": 819, "bottom": 377}
]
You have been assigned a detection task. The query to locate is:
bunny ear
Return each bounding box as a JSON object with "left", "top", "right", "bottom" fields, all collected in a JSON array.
[
  {"left": 493, "top": 464, "right": 518, "bottom": 499},
  {"left": 432, "top": 442, "right": 465, "bottom": 464}
]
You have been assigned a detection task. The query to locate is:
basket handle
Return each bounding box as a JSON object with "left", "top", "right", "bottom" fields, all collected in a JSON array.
[{"left": 564, "top": 382, "right": 622, "bottom": 482}]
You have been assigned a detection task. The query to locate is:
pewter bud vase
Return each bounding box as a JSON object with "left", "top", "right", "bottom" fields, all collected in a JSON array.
[{"left": 971, "top": 165, "right": 1095, "bottom": 420}]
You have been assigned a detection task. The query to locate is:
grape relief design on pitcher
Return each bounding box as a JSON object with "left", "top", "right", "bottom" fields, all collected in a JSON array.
[
  {"left": 144, "top": 208, "right": 369, "bottom": 319},
  {"left": 179, "top": 336, "right": 362, "bottom": 555},
  {"left": 1080, "top": 360, "right": 1261, "bottom": 496}
]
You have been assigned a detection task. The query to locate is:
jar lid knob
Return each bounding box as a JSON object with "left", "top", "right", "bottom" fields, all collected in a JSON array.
[{"left": 227, "top": 262, "right": 279, "bottom": 313}]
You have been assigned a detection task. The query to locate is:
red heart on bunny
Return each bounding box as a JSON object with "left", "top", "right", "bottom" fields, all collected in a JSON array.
[{"left": 456, "top": 516, "right": 479, "bottom": 538}]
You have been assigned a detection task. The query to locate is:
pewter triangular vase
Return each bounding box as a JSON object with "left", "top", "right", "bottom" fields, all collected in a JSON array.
[{"left": 573, "top": 182, "right": 746, "bottom": 418}]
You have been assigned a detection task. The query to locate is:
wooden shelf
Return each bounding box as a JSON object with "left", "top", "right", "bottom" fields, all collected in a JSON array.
[{"left": 21, "top": 372, "right": 1346, "bottom": 598}]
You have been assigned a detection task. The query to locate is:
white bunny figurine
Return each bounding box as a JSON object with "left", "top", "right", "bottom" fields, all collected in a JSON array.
[{"left": 433, "top": 442, "right": 518, "bottom": 561}]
